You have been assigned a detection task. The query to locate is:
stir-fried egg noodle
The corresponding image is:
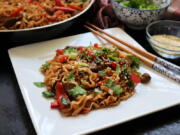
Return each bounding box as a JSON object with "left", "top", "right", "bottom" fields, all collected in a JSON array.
[{"left": 41, "top": 44, "right": 144, "bottom": 116}]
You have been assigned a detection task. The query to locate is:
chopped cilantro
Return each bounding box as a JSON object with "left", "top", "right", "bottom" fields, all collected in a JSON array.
[
  {"left": 80, "top": 0, "right": 86, "bottom": 2},
  {"left": 102, "top": 47, "right": 111, "bottom": 55},
  {"left": 67, "top": 72, "right": 75, "bottom": 81},
  {"left": 34, "top": 82, "right": 45, "bottom": 88},
  {"left": 98, "top": 71, "right": 106, "bottom": 77},
  {"left": 42, "top": 91, "right": 55, "bottom": 98},
  {"left": 112, "top": 85, "right": 123, "bottom": 95},
  {"left": 104, "top": 79, "right": 122, "bottom": 95},
  {"left": 81, "top": 52, "right": 88, "bottom": 59},
  {"left": 107, "top": 55, "right": 121, "bottom": 61},
  {"left": 105, "top": 79, "right": 115, "bottom": 88},
  {"left": 79, "top": 62, "right": 89, "bottom": 67},
  {"left": 68, "top": 85, "right": 87, "bottom": 97},
  {"left": 64, "top": 47, "right": 77, "bottom": 59},
  {"left": 113, "top": 48, "right": 118, "bottom": 57},
  {"left": 63, "top": 47, "right": 77, "bottom": 54},
  {"left": 41, "top": 61, "right": 51, "bottom": 70},
  {"left": 128, "top": 55, "right": 140, "bottom": 69},
  {"left": 116, "top": 64, "right": 121, "bottom": 74},
  {"left": 94, "top": 56, "right": 101, "bottom": 64},
  {"left": 94, "top": 49, "right": 103, "bottom": 56},
  {"left": 79, "top": 84, "right": 84, "bottom": 88},
  {"left": 127, "top": 80, "right": 134, "bottom": 89}
]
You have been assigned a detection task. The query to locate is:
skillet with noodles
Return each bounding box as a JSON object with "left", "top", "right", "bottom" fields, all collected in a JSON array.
[
  {"left": 37, "top": 43, "right": 151, "bottom": 116},
  {"left": 0, "top": 0, "right": 90, "bottom": 30}
]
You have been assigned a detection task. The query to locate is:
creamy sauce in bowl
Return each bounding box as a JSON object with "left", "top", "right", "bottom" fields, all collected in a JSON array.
[{"left": 151, "top": 34, "right": 180, "bottom": 55}]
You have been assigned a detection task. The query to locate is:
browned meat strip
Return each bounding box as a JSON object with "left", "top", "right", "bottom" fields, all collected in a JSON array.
[
  {"left": 63, "top": 83, "right": 76, "bottom": 91},
  {"left": 0, "top": 16, "right": 21, "bottom": 29}
]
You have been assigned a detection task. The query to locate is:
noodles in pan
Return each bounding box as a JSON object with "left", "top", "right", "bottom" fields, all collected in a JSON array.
[
  {"left": 38, "top": 43, "right": 151, "bottom": 116},
  {"left": 0, "top": 0, "right": 90, "bottom": 30}
]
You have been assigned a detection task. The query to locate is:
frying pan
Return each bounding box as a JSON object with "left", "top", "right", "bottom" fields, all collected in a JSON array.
[{"left": 0, "top": 0, "right": 94, "bottom": 44}]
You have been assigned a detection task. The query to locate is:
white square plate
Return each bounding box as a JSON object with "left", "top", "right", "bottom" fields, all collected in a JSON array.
[{"left": 8, "top": 28, "right": 180, "bottom": 135}]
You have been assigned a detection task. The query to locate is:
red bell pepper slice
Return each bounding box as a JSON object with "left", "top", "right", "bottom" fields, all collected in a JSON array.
[
  {"left": 96, "top": 78, "right": 107, "bottom": 86},
  {"left": 78, "top": 46, "right": 84, "bottom": 51},
  {"left": 94, "top": 43, "right": 99, "bottom": 48},
  {"left": 67, "top": 4, "right": 83, "bottom": 11},
  {"left": 55, "top": 82, "right": 70, "bottom": 109},
  {"left": 130, "top": 72, "right": 140, "bottom": 84},
  {"left": 81, "top": 109, "right": 89, "bottom": 114},
  {"left": 50, "top": 101, "right": 59, "bottom": 109},
  {"left": 33, "top": 1, "right": 45, "bottom": 9},
  {"left": 46, "top": 15, "right": 56, "bottom": 22},
  {"left": 54, "top": 10, "right": 64, "bottom": 17},
  {"left": 26, "top": 0, "right": 32, "bottom": 3},
  {"left": 54, "top": 6, "right": 76, "bottom": 12},
  {"left": 56, "top": 49, "right": 64, "bottom": 56},
  {"left": 92, "top": 54, "right": 96, "bottom": 60},
  {"left": 55, "top": 0, "right": 64, "bottom": 7},
  {"left": 60, "top": 56, "right": 67, "bottom": 63},
  {"left": 87, "top": 50, "right": 92, "bottom": 56},
  {"left": 57, "top": 14, "right": 65, "bottom": 17},
  {"left": 111, "top": 62, "right": 117, "bottom": 69},
  {"left": 11, "top": 6, "right": 23, "bottom": 17}
]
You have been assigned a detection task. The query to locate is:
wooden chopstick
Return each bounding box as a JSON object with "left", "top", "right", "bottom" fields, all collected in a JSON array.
[
  {"left": 84, "top": 24, "right": 180, "bottom": 83},
  {"left": 86, "top": 22, "right": 180, "bottom": 73}
]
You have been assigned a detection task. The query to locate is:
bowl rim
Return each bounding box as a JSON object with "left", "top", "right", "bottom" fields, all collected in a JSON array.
[
  {"left": 0, "top": 0, "right": 94, "bottom": 32},
  {"left": 112, "top": 0, "right": 172, "bottom": 11},
  {"left": 146, "top": 20, "right": 180, "bottom": 48}
]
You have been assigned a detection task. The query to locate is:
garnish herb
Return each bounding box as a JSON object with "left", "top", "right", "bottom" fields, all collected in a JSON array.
[
  {"left": 113, "top": 48, "right": 118, "bottom": 57},
  {"left": 98, "top": 71, "right": 106, "bottom": 77},
  {"left": 105, "top": 79, "right": 115, "bottom": 88},
  {"left": 104, "top": 79, "right": 123, "bottom": 95},
  {"left": 127, "top": 80, "right": 134, "bottom": 89},
  {"left": 94, "top": 56, "right": 101, "bottom": 64},
  {"left": 80, "top": 0, "right": 86, "bottom": 2},
  {"left": 102, "top": 47, "right": 111, "bottom": 55},
  {"left": 79, "top": 84, "right": 84, "bottom": 88},
  {"left": 63, "top": 47, "right": 77, "bottom": 54},
  {"left": 61, "top": 97, "right": 70, "bottom": 106},
  {"left": 94, "top": 49, "right": 103, "bottom": 56},
  {"left": 116, "top": 64, "right": 121, "bottom": 74},
  {"left": 79, "top": 62, "right": 89, "bottom": 67},
  {"left": 128, "top": 55, "right": 140, "bottom": 69},
  {"left": 42, "top": 91, "right": 55, "bottom": 98},
  {"left": 67, "top": 72, "right": 75, "bottom": 81},
  {"left": 63, "top": 47, "right": 78, "bottom": 59},
  {"left": 68, "top": 85, "right": 87, "bottom": 97},
  {"left": 41, "top": 61, "right": 51, "bottom": 70},
  {"left": 81, "top": 52, "right": 92, "bottom": 60},
  {"left": 34, "top": 82, "right": 45, "bottom": 88},
  {"left": 112, "top": 85, "right": 123, "bottom": 95},
  {"left": 108, "top": 55, "right": 121, "bottom": 61}
]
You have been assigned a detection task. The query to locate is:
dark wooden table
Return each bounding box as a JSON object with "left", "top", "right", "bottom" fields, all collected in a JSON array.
[{"left": 1, "top": 24, "right": 180, "bottom": 135}]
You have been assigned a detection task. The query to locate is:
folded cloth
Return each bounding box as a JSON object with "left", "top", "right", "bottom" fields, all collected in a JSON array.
[
  {"left": 90, "top": 0, "right": 123, "bottom": 29},
  {"left": 165, "top": 0, "right": 180, "bottom": 20}
]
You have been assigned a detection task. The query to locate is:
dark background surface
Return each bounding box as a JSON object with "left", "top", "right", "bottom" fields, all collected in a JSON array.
[{"left": 1, "top": 24, "right": 180, "bottom": 135}]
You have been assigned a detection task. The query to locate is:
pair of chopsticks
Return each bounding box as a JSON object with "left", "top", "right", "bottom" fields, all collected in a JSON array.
[{"left": 84, "top": 22, "right": 180, "bottom": 83}]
